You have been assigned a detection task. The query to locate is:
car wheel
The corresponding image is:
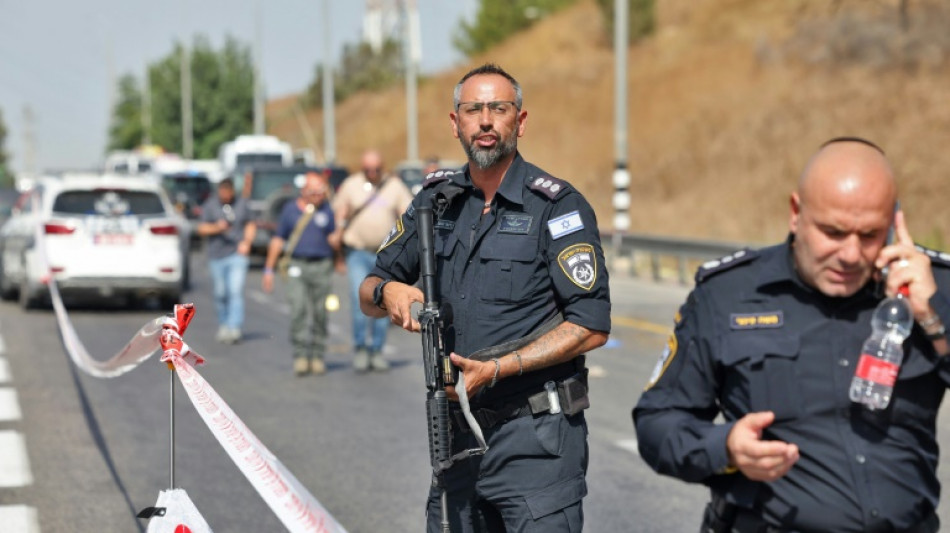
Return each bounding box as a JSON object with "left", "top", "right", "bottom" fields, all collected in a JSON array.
[
  {"left": 19, "top": 278, "right": 38, "bottom": 310},
  {"left": 0, "top": 260, "right": 17, "bottom": 301},
  {"left": 159, "top": 292, "right": 181, "bottom": 311},
  {"left": 182, "top": 256, "right": 191, "bottom": 291}
]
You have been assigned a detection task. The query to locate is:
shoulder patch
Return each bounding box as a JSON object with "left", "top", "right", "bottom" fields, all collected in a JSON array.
[
  {"left": 695, "top": 248, "right": 758, "bottom": 283},
  {"left": 528, "top": 175, "right": 571, "bottom": 200},
  {"left": 916, "top": 245, "right": 950, "bottom": 269},
  {"left": 422, "top": 169, "right": 461, "bottom": 189}
]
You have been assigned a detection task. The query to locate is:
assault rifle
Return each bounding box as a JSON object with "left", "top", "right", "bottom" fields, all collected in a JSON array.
[{"left": 417, "top": 202, "right": 487, "bottom": 533}]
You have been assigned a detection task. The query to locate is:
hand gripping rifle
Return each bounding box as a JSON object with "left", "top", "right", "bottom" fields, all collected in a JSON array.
[{"left": 417, "top": 201, "right": 487, "bottom": 533}]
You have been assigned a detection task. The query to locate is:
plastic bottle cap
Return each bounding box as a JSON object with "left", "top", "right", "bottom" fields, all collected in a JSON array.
[{"left": 898, "top": 285, "right": 910, "bottom": 297}]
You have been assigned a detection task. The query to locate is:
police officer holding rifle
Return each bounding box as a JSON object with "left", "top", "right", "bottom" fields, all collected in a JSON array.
[{"left": 359, "top": 63, "right": 611, "bottom": 532}]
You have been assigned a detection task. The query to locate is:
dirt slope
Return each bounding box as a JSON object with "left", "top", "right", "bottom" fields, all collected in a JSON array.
[{"left": 268, "top": 0, "right": 949, "bottom": 248}]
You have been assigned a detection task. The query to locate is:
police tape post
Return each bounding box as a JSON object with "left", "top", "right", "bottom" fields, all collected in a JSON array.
[{"left": 33, "top": 207, "right": 348, "bottom": 533}]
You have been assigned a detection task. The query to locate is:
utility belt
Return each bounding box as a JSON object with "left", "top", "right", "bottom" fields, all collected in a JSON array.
[
  {"left": 452, "top": 371, "right": 589, "bottom": 432},
  {"left": 701, "top": 496, "right": 940, "bottom": 533},
  {"left": 291, "top": 255, "right": 331, "bottom": 263}
]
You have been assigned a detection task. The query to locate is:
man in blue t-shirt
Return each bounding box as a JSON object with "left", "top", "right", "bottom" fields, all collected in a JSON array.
[{"left": 262, "top": 172, "right": 336, "bottom": 376}]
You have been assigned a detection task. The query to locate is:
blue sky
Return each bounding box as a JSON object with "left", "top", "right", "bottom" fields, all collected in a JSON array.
[{"left": 0, "top": 0, "right": 476, "bottom": 174}]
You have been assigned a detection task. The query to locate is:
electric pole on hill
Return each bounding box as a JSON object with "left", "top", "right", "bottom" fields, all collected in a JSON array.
[
  {"left": 180, "top": 43, "right": 193, "bottom": 159},
  {"left": 402, "top": 0, "right": 421, "bottom": 162},
  {"left": 612, "top": 0, "right": 631, "bottom": 263},
  {"left": 322, "top": 0, "right": 336, "bottom": 163},
  {"left": 253, "top": 0, "right": 265, "bottom": 135}
]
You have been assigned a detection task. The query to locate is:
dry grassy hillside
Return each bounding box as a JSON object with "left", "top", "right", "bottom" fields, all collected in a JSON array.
[{"left": 268, "top": 0, "right": 950, "bottom": 249}]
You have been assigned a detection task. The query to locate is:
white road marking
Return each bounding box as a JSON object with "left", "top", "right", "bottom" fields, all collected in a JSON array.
[
  {"left": 0, "top": 388, "right": 22, "bottom": 422},
  {"left": 0, "top": 430, "right": 33, "bottom": 487},
  {"left": 615, "top": 438, "right": 640, "bottom": 456},
  {"left": 0, "top": 505, "right": 40, "bottom": 532},
  {"left": 0, "top": 357, "right": 10, "bottom": 384}
]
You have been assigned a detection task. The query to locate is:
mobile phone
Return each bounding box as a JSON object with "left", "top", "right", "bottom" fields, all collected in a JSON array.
[{"left": 879, "top": 200, "right": 900, "bottom": 282}]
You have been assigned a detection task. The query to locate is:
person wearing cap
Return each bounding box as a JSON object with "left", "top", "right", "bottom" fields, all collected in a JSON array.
[{"left": 634, "top": 138, "right": 950, "bottom": 532}]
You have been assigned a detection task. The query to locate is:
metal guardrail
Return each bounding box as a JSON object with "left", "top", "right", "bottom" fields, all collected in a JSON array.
[{"left": 602, "top": 231, "right": 751, "bottom": 285}]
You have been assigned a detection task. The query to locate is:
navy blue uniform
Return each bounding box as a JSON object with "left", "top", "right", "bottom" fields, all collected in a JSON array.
[
  {"left": 633, "top": 238, "right": 950, "bottom": 532},
  {"left": 371, "top": 153, "right": 610, "bottom": 532}
]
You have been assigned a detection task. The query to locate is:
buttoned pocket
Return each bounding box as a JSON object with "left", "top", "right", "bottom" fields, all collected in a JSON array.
[
  {"left": 479, "top": 235, "right": 537, "bottom": 302},
  {"left": 721, "top": 334, "right": 802, "bottom": 421}
]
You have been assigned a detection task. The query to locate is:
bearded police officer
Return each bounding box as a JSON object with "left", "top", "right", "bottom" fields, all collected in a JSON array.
[
  {"left": 634, "top": 138, "right": 950, "bottom": 532},
  {"left": 359, "top": 63, "right": 611, "bottom": 532}
]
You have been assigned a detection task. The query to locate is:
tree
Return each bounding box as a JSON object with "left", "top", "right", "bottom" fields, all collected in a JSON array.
[
  {"left": 107, "top": 74, "right": 144, "bottom": 152},
  {"left": 107, "top": 36, "right": 254, "bottom": 159},
  {"left": 303, "top": 38, "right": 404, "bottom": 108},
  {"left": 453, "top": 0, "right": 578, "bottom": 56},
  {"left": 0, "top": 107, "right": 11, "bottom": 186}
]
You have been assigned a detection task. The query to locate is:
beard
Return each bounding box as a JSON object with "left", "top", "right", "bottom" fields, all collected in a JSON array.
[{"left": 460, "top": 130, "right": 518, "bottom": 170}]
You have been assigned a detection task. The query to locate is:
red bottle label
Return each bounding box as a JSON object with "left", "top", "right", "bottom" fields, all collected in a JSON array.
[{"left": 855, "top": 354, "right": 899, "bottom": 387}]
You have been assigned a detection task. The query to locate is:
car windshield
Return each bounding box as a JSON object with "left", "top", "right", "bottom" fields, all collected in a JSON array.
[
  {"left": 53, "top": 190, "right": 166, "bottom": 216},
  {"left": 250, "top": 170, "right": 302, "bottom": 200},
  {"left": 236, "top": 153, "right": 283, "bottom": 167},
  {"left": 162, "top": 175, "right": 211, "bottom": 202}
]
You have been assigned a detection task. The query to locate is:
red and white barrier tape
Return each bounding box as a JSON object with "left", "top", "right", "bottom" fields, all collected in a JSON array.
[
  {"left": 161, "top": 327, "right": 346, "bottom": 533},
  {"left": 33, "top": 200, "right": 348, "bottom": 532}
]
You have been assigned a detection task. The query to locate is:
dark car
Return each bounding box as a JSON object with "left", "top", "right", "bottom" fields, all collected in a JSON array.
[
  {"left": 159, "top": 172, "right": 212, "bottom": 249},
  {"left": 239, "top": 164, "right": 347, "bottom": 256}
]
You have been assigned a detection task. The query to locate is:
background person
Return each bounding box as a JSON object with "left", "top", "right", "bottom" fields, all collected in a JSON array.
[
  {"left": 263, "top": 172, "right": 336, "bottom": 376},
  {"left": 359, "top": 63, "right": 610, "bottom": 532},
  {"left": 331, "top": 149, "right": 413, "bottom": 372},
  {"left": 196, "top": 178, "right": 255, "bottom": 344},
  {"left": 634, "top": 138, "right": 950, "bottom": 532}
]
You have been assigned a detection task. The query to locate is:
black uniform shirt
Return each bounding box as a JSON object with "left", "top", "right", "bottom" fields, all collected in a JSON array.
[
  {"left": 634, "top": 238, "right": 950, "bottom": 532},
  {"left": 370, "top": 153, "right": 611, "bottom": 405}
]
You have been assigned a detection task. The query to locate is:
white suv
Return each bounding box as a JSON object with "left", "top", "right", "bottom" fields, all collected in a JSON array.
[{"left": 0, "top": 174, "right": 187, "bottom": 309}]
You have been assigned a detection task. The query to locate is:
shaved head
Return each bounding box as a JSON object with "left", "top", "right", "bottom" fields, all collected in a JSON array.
[
  {"left": 797, "top": 140, "right": 896, "bottom": 209},
  {"left": 789, "top": 140, "right": 898, "bottom": 296}
]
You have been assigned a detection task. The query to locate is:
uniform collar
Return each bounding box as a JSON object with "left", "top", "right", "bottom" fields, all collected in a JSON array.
[
  {"left": 756, "top": 234, "right": 878, "bottom": 299},
  {"left": 458, "top": 152, "right": 527, "bottom": 206}
]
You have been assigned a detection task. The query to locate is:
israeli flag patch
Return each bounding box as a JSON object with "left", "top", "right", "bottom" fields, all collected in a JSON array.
[{"left": 547, "top": 210, "right": 584, "bottom": 240}]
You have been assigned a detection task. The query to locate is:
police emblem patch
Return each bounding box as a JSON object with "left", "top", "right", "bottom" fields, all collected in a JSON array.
[
  {"left": 377, "top": 218, "right": 404, "bottom": 253},
  {"left": 557, "top": 243, "right": 596, "bottom": 290},
  {"left": 645, "top": 334, "right": 678, "bottom": 390}
]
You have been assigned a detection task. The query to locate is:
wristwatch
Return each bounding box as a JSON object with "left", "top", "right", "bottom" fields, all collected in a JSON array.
[{"left": 373, "top": 279, "right": 392, "bottom": 309}]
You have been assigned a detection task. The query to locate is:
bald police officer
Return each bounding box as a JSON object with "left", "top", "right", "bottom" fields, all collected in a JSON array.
[{"left": 634, "top": 138, "right": 950, "bottom": 532}]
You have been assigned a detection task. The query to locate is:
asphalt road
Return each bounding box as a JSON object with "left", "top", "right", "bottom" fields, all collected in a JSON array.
[{"left": 1, "top": 250, "right": 950, "bottom": 532}]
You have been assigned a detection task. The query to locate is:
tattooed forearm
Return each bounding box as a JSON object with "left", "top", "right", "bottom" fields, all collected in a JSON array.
[{"left": 511, "top": 321, "right": 608, "bottom": 376}]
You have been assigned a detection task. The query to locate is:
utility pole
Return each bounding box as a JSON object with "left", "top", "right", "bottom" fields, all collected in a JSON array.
[
  {"left": 321, "top": 0, "right": 336, "bottom": 163},
  {"left": 612, "top": 0, "right": 631, "bottom": 262},
  {"left": 143, "top": 66, "right": 152, "bottom": 146},
  {"left": 21, "top": 105, "right": 36, "bottom": 179},
  {"left": 180, "top": 43, "right": 193, "bottom": 159},
  {"left": 253, "top": 0, "right": 265, "bottom": 135},
  {"left": 403, "top": 0, "right": 421, "bottom": 162}
]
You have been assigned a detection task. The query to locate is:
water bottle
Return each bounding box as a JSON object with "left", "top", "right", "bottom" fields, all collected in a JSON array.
[{"left": 849, "top": 287, "right": 913, "bottom": 410}]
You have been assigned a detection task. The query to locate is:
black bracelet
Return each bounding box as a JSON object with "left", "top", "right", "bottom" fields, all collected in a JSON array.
[{"left": 926, "top": 324, "right": 946, "bottom": 342}]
